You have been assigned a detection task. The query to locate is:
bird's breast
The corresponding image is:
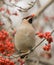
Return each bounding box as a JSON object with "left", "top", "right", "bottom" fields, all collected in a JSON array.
[{"left": 15, "top": 24, "right": 35, "bottom": 52}]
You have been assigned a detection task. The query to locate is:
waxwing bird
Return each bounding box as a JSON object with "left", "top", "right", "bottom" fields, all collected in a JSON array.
[{"left": 14, "top": 16, "right": 36, "bottom": 53}]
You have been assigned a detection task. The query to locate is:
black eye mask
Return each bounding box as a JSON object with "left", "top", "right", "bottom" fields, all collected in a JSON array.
[
  {"left": 23, "top": 16, "right": 33, "bottom": 24},
  {"left": 28, "top": 18, "right": 33, "bottom": 24}
]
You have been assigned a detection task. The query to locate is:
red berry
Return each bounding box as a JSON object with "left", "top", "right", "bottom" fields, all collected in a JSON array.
[
  {"left": 38, "top": 33, "right": 44, "bottom": 38},
  {"left": 36, "top": 32, "right": 44, "bottom": 38},
  {"left": 43, "top": 44, "right": 51, "bottom": 51}
]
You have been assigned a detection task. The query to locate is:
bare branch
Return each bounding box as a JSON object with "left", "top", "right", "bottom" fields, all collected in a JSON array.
[
  {"left": 34, "top": 0, "right": 54, "bottom": 19},
  {"left": 17, "top": 1, "right": 36, "bottom": 12},
  {"left": 3, "top": 0, "right": 36, "bottom": 12}
]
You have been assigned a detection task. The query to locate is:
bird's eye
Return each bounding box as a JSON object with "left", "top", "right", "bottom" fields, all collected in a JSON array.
[{"left": 28, "top": 18, "right": 33, "bottom": 24}]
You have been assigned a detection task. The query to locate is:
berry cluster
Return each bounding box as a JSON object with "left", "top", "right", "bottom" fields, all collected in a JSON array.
[
  {"left": 0, "top": 56, "right": 15, "bottom": 65},
  {"left": 36, "top": 32, "right": 53, "bottom": 51},
  {"left": 44, "top": 32, "right": 53, "bottom": 43},
  {"left": 0, "top": 29, "right": 15, "bottom": 56},
  {"left": 36, "top": 32, "right": 53, "bottom": 43}
]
